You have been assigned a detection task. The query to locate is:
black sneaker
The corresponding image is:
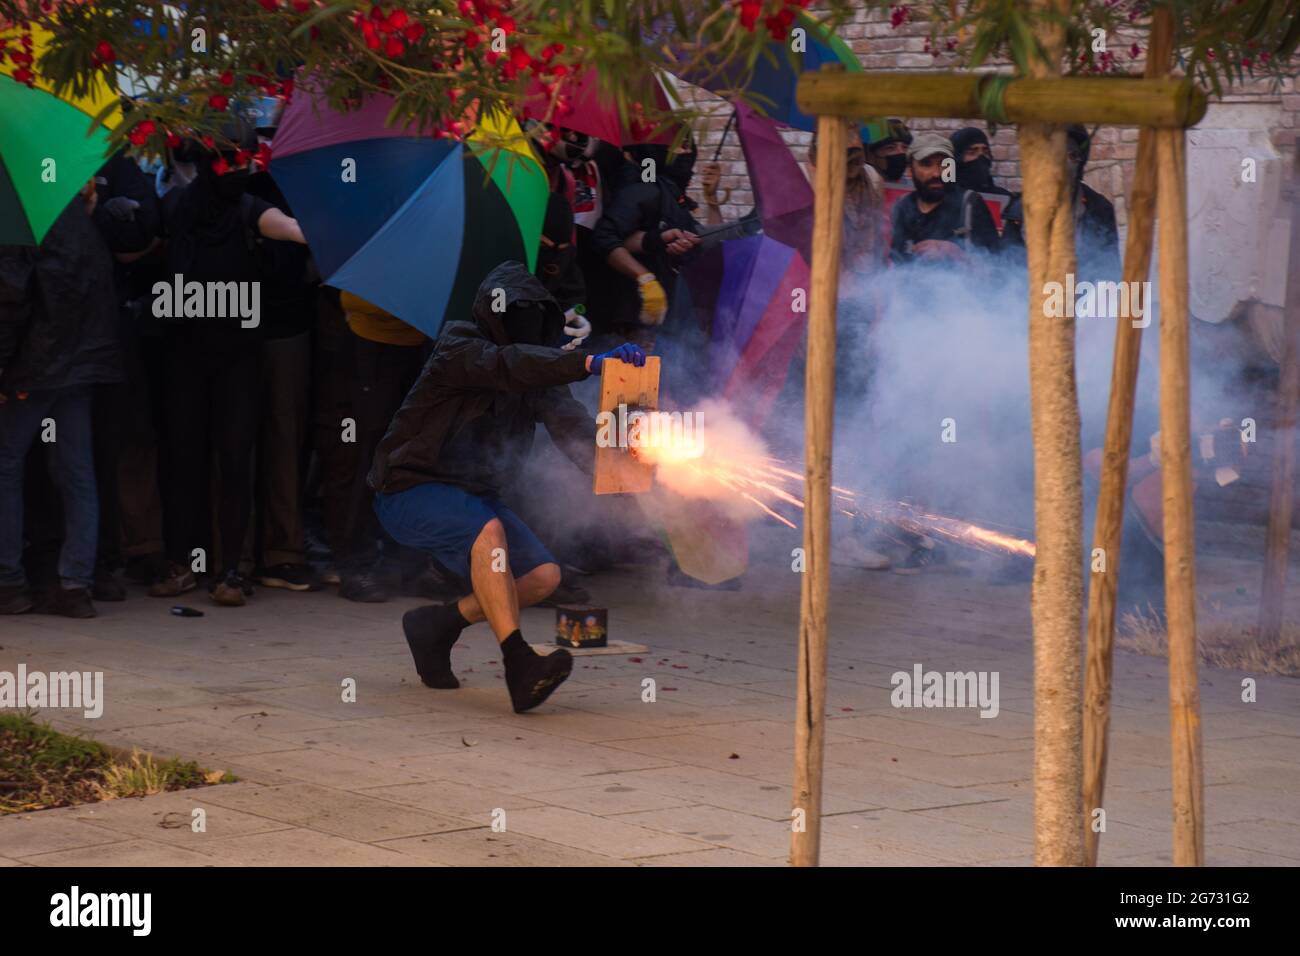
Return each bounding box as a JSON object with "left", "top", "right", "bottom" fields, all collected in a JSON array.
[
  {"left": 0, "top": 584, "right": 33, "bottom": 615},
  {"left": 257, "top": 563, "right": 321, "bottom": 592},
  {"left": 504, "top": 646, "right": 573, "bottom": 713},
  {"left": 402, "top": 604, "right": 465, "bottom": 689},
  {"left": 338, "top": 570, "right": 390, "bottom": 603},
  {"left": 34, "top": 586, "right": 96, "bottom": 619}
]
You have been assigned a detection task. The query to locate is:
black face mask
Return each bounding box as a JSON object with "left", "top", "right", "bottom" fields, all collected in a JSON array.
[
  {"left": 882, "top": 153, "right": 908, "bottom": 182},
  {"left": 509, "top": 303, "right": 547, "bottom": 346},
  {"left": 956, "top": 155, "right": 995, "bottom": 192},
  {"left": 665, "top": 147, "right": 696, "bottom": 190},
  {"left": 213, "top": 168, "right": 251, "bottom": 202}
]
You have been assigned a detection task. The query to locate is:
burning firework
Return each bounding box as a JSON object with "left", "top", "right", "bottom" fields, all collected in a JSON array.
[{"left": 633, "top": 401, "right": 1036, "bottom": 559}]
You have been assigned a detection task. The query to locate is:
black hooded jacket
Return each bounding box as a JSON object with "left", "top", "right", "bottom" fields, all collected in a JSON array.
[
  {"left": 368, "top": 261, "right": 594, "bottom": 498},
  {"left": 0, "top": 201, "right": 123, "bottom": 394}
]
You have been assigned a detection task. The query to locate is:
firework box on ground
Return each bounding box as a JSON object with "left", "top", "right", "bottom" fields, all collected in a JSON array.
[{"left": 555, "top": 605, "right": 608, "bottom": 648}]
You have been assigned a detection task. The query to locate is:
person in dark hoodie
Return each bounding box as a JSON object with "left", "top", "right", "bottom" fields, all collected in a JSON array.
[
  {"left": 590, "top": 140, "right": 702, "bottom": 332},
  {"left": 158, "top": 126, "right": 307, "bottom": 607},
  {"left": 0, "top": 183, "right": 124, "bottom": 617},
  {"left": 1001, "top": 124, "right": 1120, "bottom": 280},
  {"left": 369, "top": 261, "right": 645, "bottom": 713}
]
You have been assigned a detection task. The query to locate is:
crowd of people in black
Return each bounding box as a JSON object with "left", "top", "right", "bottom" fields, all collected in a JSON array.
[{"left": 0, "top": 109, "right": 1118, "bottom": 625}]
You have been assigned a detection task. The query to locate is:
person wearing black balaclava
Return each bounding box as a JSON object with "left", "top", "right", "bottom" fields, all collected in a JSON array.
[
  {"left": 157, "top": 125, "right": 307, "bottom": 608},
  {"left": 369, "top": 261, "right": 646, "bottom": 712},
  {"left": 950, "top": 127, "right": 1015, "bottom": 200},
  {"left": 1001, "top": 124, "right": 1119, "bottom": 280},
  {"left": 589, "top": 138, "right": 703, "bottom": 333}
]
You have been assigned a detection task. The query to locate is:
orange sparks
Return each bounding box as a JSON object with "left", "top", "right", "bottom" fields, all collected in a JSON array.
[{"left": 640, "top": 421, "right": 1035, "bottom": 558}]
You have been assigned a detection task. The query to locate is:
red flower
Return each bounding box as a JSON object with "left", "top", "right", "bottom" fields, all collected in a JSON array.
[
  {"left": 383, "top": 9, "right": 408, "bottom": 32},
  {"left": 890, "top": 5, "right": 910, "bottom": 28},
  {"left": 361, "top": 20, "right": 381, "bottom": 49},
  {"left": 464, "top": 30, "right": 480, "bottom": 48},
  {"left": 738, "top": 0, "right": 760, "bottom": 31},
  {"left": 496, "top": 14, "right": 515, "bottom": 34},
  {"left": 370, "top": 5, "right": 385, "bottom": 20},
  {"left": 255, "top": 143, "right": 274, "bottom": 170},
  {"left": 127, "top": 119, "right": 155, "bottom": 145},
  {"left": 385, "top": 35, "right": 404, "bottom": 57},
  {"left": 1129, "top": 43, "right": 1141, "bottom": 59},
  {"left": 209, "top": 93, "right": 229, "bottom": 111},
  {"left": 403, "top": 22, "right": 425, "bottom": 42},
  {"left": 258, "top": 0, "right": 278, "bottom": 10},
  {"left": 509, "top": 45, "right": 531, "bottom": 70},
  {"left": 13, "top": 66, "right": 33, "bottom": 86},
  {"left": 211, "top": 157, "right": 230, "bottom": 176},
  {"left": 234, "top": 148, "right": 252, "bottom": 167},
  {"left": 292, "top": 0, "right": 311, "bottom": 10},
  {"left": 219, "top": 70, "right": 234, "bottom": 86},
  {"left": 166, "top": 132, "right": 182, "bottom": 148},
  {"left": 94, "top": 40, "right": 115, "bottom": 63}
]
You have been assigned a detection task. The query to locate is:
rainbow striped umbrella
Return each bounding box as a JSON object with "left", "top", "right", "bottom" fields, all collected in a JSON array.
[
  {"left": 0, "top": 24, "right": 121, "bottom": 245},
  {"left": 270, "top": 81, "right": 548, "bottom": 338}
]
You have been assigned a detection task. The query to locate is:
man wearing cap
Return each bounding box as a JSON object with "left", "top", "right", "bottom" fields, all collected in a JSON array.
[
  {"left": 889, "top": 132, "right": 1000, "bottom": 266},
  {"left": 866, "top": 118, "right": 913, "bottom": 185}
]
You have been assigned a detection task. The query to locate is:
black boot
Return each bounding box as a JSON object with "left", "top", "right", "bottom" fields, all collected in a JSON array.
[
  {"left": 402, "top": 603, "right": 468, "bottom": 689},
  {"left": 501, "top": 631, "right": 572, "bottom": 713}
]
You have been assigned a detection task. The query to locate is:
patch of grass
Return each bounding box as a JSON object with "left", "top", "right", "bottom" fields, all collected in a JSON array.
[
  {"left": 1118, "top": 603, "right": 1300, "bottom": 677},
  {"left": 0, "top": 712, "right": 233, "bottom": 814}
]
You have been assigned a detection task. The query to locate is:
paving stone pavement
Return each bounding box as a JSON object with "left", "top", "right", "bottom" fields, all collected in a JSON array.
[{"left": 2, "top": 542, "right": 1298, "bottom": 867}]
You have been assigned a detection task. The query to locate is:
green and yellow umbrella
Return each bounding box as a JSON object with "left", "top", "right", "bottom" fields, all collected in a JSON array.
[{"left": 0, "top": 23, "right": 120, "bottom": 245}]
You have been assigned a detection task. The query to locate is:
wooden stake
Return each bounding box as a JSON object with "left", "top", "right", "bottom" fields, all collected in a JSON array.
[
  {"left": 1155, "top": 127, "right": 1204, "bottom": 867},
  {"left": 1082, "top": 6, "right": 1173, "bottom": 868},
  {"left": 790, "top": 108, "right": 848, "bottom": 868},
  {"left": 1257, "top": 149, "right": 1300, "bottom": 647},
  {"left": 796, "top": 73, "right": 1206, "bottom": 130}
]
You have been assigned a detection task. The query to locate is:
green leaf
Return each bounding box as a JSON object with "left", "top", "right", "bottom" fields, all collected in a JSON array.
[{"left": 85, "top": 95, "right": 123, "bottom": 137}]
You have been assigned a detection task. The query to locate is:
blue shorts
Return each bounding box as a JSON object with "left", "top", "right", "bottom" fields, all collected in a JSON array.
[{"left": 373, "top": 482, "right": 556, "bottom": 588}]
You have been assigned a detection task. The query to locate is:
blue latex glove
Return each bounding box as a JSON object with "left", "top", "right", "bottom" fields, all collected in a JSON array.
[{"left": 589, "top": 342, "right": 646, "bottom": 374}]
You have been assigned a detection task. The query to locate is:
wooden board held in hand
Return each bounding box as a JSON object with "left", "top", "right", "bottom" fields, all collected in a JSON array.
[{"left": 593, "top": 356, "right": 661, "bottom": 495}]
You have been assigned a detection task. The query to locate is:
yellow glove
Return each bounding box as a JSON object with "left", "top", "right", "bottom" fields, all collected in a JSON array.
[{"left": 637, "top": 273, "right": 668, "bottom": 326}]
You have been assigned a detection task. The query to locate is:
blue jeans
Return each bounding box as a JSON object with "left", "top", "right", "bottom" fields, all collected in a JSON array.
[{"left": 0, "top": 386, "right": 98, "bottom": 589}]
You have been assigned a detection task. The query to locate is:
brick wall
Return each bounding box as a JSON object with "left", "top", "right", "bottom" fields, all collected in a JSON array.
[{"left": 681, "top": 7, "right": 1300, "bottom": 233}]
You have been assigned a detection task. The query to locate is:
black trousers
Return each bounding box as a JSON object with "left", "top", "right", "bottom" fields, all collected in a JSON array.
[
  {"left": 337, "top": 333, "right": 425, "bottom": 569},
  {"left": 160, "top": 329, "right": 261, "bottom": 575}
]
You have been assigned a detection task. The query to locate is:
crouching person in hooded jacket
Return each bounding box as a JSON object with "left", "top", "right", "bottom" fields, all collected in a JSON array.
[{"left": 368, "top": 261, "right": 645, "bottom": 713}]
